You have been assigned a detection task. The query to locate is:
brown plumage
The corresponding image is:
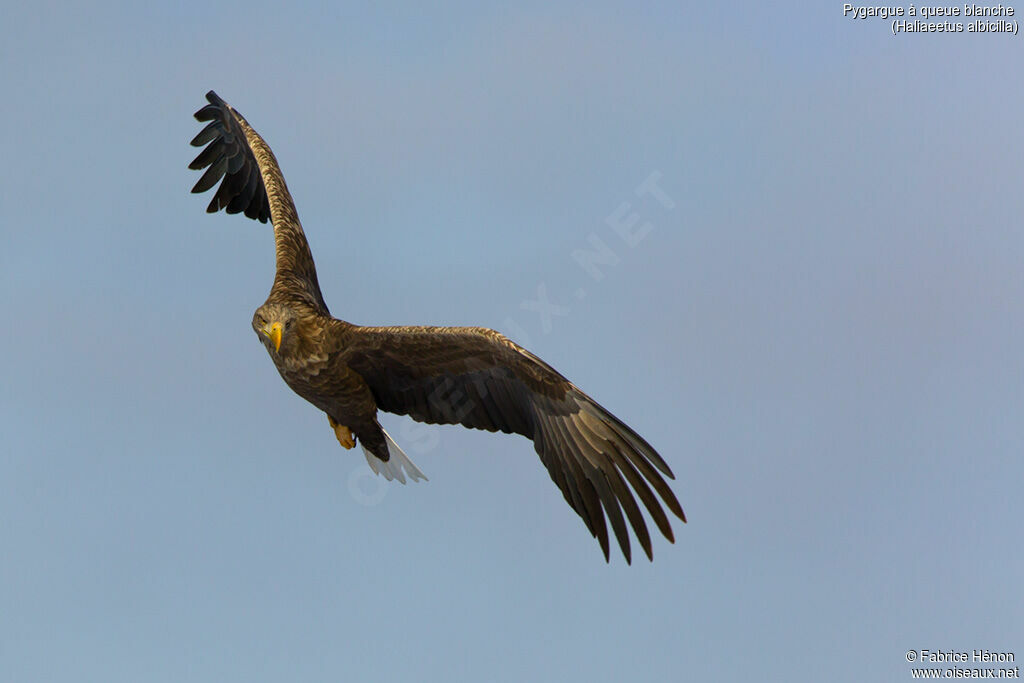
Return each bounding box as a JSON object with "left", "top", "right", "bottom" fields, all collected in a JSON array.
[{"left": 189, "top": 90, "right": 685, "bottom": 562}]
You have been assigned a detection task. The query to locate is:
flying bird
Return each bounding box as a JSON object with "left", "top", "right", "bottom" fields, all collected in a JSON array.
[{"left": 188, "top": 91, "right": 685, "bottom": 562}]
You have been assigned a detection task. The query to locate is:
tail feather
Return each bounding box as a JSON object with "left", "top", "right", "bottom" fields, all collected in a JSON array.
[{"left": 361, "top": 429, "right": 428, "bottom": 484}]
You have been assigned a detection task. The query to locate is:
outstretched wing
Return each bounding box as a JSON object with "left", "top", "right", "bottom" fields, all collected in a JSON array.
[
  {"left": 341, "top": 324, "right": 686, "bottom": 563},
  {"left": 189, "top": 90, "right": 328, "bottom": 313}
]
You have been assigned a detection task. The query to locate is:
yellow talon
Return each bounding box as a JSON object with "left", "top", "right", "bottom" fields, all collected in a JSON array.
[{"left": 328, "top": 415, "right": 355, "bottom": 449}]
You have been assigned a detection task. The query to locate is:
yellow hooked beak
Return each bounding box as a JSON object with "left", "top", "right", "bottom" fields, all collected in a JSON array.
[{"left": 263, "top": 321, "right": 283, "bottom": 352}]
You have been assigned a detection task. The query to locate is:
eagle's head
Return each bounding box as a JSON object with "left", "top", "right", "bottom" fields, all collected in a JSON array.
[{"left": 252, "top": 303, "right": 299, "bottom": 356}]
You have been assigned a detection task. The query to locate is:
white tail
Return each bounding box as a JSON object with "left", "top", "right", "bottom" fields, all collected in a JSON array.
[{"left": 360, "top": 428, "right": 428, "bottom": 484}]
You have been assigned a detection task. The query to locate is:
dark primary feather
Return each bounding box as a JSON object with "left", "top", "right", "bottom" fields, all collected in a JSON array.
[
  {"left": 189, "top": 92, "right": 271, "bottom": 222},
  {"left": 341, "top": 324, "right": 686, "bottom": 562}
]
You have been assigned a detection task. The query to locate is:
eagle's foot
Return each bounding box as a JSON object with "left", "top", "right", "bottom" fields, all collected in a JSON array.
[{"left": 327, "top": 415, "right": 356, "bottom": 450}]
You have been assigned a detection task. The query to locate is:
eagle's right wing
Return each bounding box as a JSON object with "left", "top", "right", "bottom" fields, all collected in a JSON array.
[{"left": 189, "top": 91, "right": 328, "bottom": 314}]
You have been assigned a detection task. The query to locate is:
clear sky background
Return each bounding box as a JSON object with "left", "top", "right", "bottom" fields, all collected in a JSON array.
[{"left": 2, "top": 2, "right": 1022, "bottom": 681}]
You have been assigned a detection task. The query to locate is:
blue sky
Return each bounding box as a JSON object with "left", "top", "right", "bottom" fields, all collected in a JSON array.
[{"left": 2, "top": 2, "right": 1022, "bottom": 681}]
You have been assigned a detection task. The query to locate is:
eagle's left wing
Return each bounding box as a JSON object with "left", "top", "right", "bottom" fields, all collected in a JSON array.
[{"left": 340, "top": 323, "right": 686, "bottom": 563}]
